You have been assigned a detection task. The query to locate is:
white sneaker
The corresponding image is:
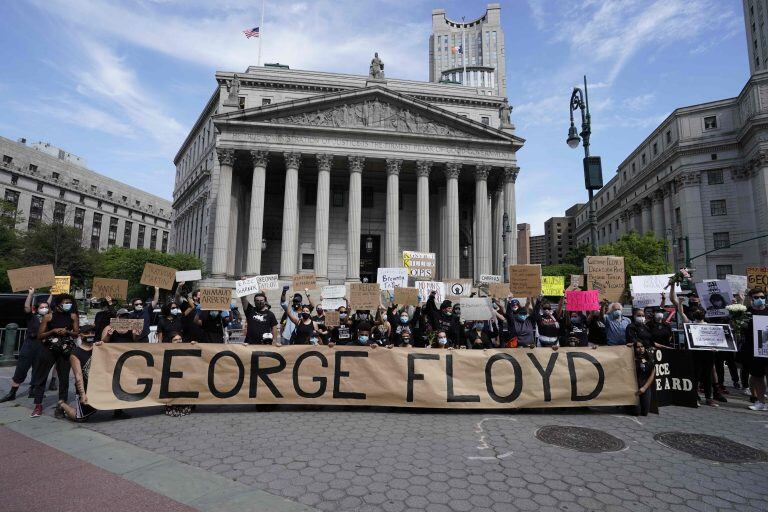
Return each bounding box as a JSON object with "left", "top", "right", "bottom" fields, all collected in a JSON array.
[
  {"left": 748, "top": 402, "right": 768, "bottom": 411},
  {"left": 743, "top": 388, "right": 753, "bottom": 396}
]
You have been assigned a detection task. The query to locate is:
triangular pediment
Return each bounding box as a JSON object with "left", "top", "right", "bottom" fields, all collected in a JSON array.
[{"left": 214, "top": 86, "right": 522, "bottom": 144}]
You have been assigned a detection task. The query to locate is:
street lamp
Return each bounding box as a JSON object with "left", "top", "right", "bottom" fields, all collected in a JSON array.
[
  {"left": 502, "top": 212, "right": 511, "bottom": 280},
  {"left": 567, "top": 75, "right": 602, "bottom": 256}
]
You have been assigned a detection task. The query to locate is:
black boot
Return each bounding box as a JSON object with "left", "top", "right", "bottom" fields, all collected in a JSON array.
[
  {"left": 48, "top": 377, "right": 58, "bottom": 391},
  {"left": 0, "top": 388, "right": 17, "bottom": 403}
]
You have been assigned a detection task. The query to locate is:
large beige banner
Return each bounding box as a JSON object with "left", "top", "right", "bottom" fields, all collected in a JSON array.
[{"left": 88, "top": 345, "right": 638, "bottom": 410}]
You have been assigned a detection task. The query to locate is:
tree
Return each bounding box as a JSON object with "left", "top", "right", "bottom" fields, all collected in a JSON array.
[
  {"left": 18, "top": 223, "right": 96, "bottom": 288},
  {"left": 542, "top": 263, "right": 582, "bottom": 286},
  {"left": 563, "top": 243, "right": 591, "bottom": 267},
  {"left": 598, "top": 232, "right": 671, "bottom": 288}
]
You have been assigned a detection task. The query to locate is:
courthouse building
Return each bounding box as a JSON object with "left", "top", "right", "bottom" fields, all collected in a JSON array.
[{"left": 172, "top": 61, "right": 523, "bottom": 285}]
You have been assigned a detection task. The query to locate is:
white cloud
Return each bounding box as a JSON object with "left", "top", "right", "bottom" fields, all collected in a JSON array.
[
  {"left": 12, "top": 96, "right": 135, "bottom": 137},
  {"left": 622, "top": 93, "right": 655, "bottom": 112}
]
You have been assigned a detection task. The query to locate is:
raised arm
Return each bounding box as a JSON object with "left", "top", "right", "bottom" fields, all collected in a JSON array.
[
  {"left": 304, "top": 288, "right": 314, "bottom": 309},
  {"left": 151, "top": 286, "right": 160, "bottom": 308},
  {"left": 282, "top": 302, "right": 299, "bottom": 325},
  {"left": 24, "top": 288, "right": 34, "bottom": 314},
  {"left": 669, "top": 286, "right": 690, "bottom": 323},
  {"left": 175, "top": 281, "right": 185, "bottom": 305}
]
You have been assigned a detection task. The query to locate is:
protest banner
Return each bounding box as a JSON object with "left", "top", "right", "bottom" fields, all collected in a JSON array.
[
  {"left": 416, "top": 281, "right": 445, "bottom": 304},
  {"left": 541, "top": 276, "right": 564, "bottom": 296},
  {"left": 175, "top": 269, "right": 202, "bottom": 282},
  {"left": 88, "top": 344, "right": 637, "bottom": 410},
  {"left": 140, "top": 262, "right": 177, "bottom": 290},
  {"left": 199, "top": 288, "right": 233, "bottom": 311},
  {"left": 754, "top": 316, "right": 768, "bottom": 358},
  {"left": 7, "top": 264, "right": 56, "bottom": 292},
  {"left": 323, "top": 310, "right": 340, "bottom": 328},
  {"left": 377, "top": 267, "right": 408, "bottom": 291},
  {"left": 235, "top": 274, "right": 279, "bottom": 297},
  {"left": 348, "top": 283, "right": 380, "bottom": 310},
  {"left": 292, "top": 273, "right": 317, "bottom": 290},
  {"left": 321, "top": 285, "right": 346, "bottom": 299},
  {"left": 726, "top": 274, "right": 748, "bottom": 296},
  {"left": 51, "top": 276, "right": 71, "bottom": 295},
  {"left": 695, "top": 280, "right": 733, "bottom": 318},
  {"left": 480, "top": 274, "right": 502, "bottom": 284},
  {"left": 321, "top": 298, "right": 346, "bottom": 311},
  {"left": 653, "top": 348, "right": 697, "bottom": 408},
  {"left": 630, "top": 274, "right": 679, "bottom": 307},
  {"left": 569, "top": 275, "right": 584, "bottom": 289},
  {"left": 109, "top": 318, "right": 145, "bottom": 333},
  {"left": 92, "top": 277, "right": 129, "bottom": 300},
  {"left": 394, "top": 287, "right": 419, "bottom": 306},
  {"left": 488, "top": 283, "right": 509, "bottom": 299},
  {"left": 584, "top": 256, "right": 625, "bottom": 302},
  {"left": 508, "top": 265, "right": 542, "bottom": 296},
  {"left": 684, "top": 323, "right": 736, "bottom": 351},
  {"left": 446, "top": 279, "right": 472, "bottom": 298},
  {"left": 565, "top": 290, "right": 600, "bottom": 311},
  {"left": 459, "top": 298, "right": 493, "bottom": 322},
  {"left": 402, "top": 251, "right": 436, "bottom": 280},
  {"left": 747, "top": 267, "right": 768, "bottom": 291}
]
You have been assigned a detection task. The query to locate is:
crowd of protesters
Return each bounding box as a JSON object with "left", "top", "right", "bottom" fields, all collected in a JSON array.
[{"left": 1, "top": 275, "right": 767, "bottom": 420}]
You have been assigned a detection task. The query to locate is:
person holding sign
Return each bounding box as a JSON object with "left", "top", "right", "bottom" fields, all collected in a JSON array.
[
  {"left": 633, "top": 340, "right": 656, "bottom": 416},
  {"left": 101, "top": 309, "right": 140, "bottom": 343},
  {"left": 281, "top": 300, "right": 327, "bottom": 345},
  {"left": 329, "top": 305, "right": 353, "bottom": 346},
  {"left": 279, "top": 286, "right": 314, "bottom": 345},
  {"left": 57, "top": 325, "right": 99, "bottom": 422},
  {"left": 240, "top": 292, "right": 279, "bottom": 345},
  {"left": 425, "top": 292, "right": 463, "bottom": 348},
  {"left": 129, "top": 286, "right": 160, "bottom": 342},
  {"left": 157, "top": 301, "right": 185, "bottom": 343},
  {"left": 505, "top": 296, "right": 536, "bottom": 348},
  {"left": 737, "top": 288, "right": 768, "bottom": 411},
  {"left": 195, "top": 308, "right": 230, "bottom": 343},
  {"left": 533, "top": 297, "right": 564, "bottom": 348},
  {"left": 372, "top": 307, "right": 392, "bottom": 348}
]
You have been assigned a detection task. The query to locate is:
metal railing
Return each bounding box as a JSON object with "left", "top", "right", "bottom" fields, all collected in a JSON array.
[{"left": 0, "top": 327, "right": 28, "bottom": 366}]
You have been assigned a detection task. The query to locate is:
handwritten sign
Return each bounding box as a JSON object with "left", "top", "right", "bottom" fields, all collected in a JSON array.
[
  {"left": 394, "top": 287, "right": 419, "bottom": 306},
  {"left": 377, "top": 267, "right": 408, "bottom": 291},
  {"left": 292, "top": 273, "right": 317, "bottom": 290},
  {"left": 631, "top": 274, "right": 679, "bottom": 307},
  {"left": 7, "top": 265, "right": 56, "bottom": 292},
  {"left": 584, "top": 256, "right": 625, "bottom": 303},
  {"left": 321, "top": 285, "right": 346, "bottom": 299},
  {"left": 323, "top": 310, "right": 340, "bottom": 328},
  {"left": 175, "top": 269, "right": 202, "bottom": 282},
  {"left": 480, "top": 274, "right": 502, "bottom": 283},
  {"left": 541, "top": 276, "right": 564, "bottom": 296},
  {"left": 747, "top": 267, "right": 768, "bottom": 292},
  {"left": 51, "top": 276, "right": 71, "bottom": 295},
  {"left": 348, "top": 283, "right": 380, "bottom": 310},
  {"left": 199, "top": 288, "right": 233, "bottom": 311},
  {"left": 487, "top": 283, "right": 509, "bottom": 299},
  {"left": 140, "top": 262, "right": 177, "bottom": 290},
  {"left": 235, "top": 274, "right": 279, "bottom": 297},
  {"left": 508, "top": 265, "right": 542, "bottom": 297},
  {"left": 91, "top": 278, "right": 129, "bottom": 300},
  {"left": 109, "top": 318, "right": 144, "bottom": 333},
  {"left": 402, "top": 251, "right": 436, "bottom": 280},
  {"left": 459, "top": 298, "right": 493, "bottom": 322},
  {"left": 565, "top": 290, "right": 600, "bottom": 311},
  {"left": 417, "top": 281, "right": 445, "bottom": 304},
  {"left": 321, "top": 297, "right": 346, "bottom": 311},
  {"left": 726, "top": 274, "right": 748, "bottom": 296},
  {"left": 570, "top": 275, "right": 584, "bottom": 289}
]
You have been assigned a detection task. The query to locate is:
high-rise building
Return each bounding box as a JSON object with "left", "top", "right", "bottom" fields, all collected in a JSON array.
[
  {"left": 516, "top": 223, "right": 530, "bottom": 264},
  {"left": 542, "top": 203, "right": 582, "bottom": 265},
  {"left": 744, "top": 0, "right": 768, "bottom": 74},
  {"left": 530, "top": 235, "right": 546, "bottom": 265},
  {"left": 429, "top": 3, "right": 506, "bottom": 97}
]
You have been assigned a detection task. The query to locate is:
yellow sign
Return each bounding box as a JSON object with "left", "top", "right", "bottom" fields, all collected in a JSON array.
[
  {"left": 541, "top": 276, "right": 565, "bottom": 296},
  {"left": 51, "top": 275, "right": 71, "bottom": 295}
]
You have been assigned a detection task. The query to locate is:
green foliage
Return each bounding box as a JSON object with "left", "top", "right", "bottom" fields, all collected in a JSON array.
[
  {"left": 598, "top": 232, "right": 671, "bottom": 287},
  {"left": 19, "top": 223, "right": 97, "bottom": 288},
  {"left": 542, "top": 263, "right": 582, "bottom": 284},
  {"left": 563, "top": 243, "right": 591, "bottom": 267}
]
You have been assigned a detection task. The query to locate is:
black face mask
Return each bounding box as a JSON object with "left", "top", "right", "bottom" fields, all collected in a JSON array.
[{"left": 301, "top": 313, "right": 310, "bottom": 320}]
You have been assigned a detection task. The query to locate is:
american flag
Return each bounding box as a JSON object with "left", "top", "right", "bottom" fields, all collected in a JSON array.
[{"left": 243, "top": 26, "right": 260, "bottom": 38}]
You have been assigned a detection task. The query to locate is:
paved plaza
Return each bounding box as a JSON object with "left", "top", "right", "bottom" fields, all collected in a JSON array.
[{"left": 2, "top": 366, "right": 768, "bottom": 512}]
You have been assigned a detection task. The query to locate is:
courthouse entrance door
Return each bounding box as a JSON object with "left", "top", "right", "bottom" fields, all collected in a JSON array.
[{"left": 360, "top": 235, "right": 381, "bottom": 283}]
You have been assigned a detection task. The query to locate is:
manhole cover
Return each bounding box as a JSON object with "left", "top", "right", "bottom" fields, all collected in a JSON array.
[
  {"left": 535, "top": 426, "right": 625, "bottom": 453},
  {"left": 654, "top": 432, "right": 768, "bottom": 463}
]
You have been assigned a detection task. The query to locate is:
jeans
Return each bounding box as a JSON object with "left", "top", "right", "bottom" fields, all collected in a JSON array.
[
  {"left": 11, "top": 338, "right": 42, "bottom": 387},
  {"left": 32, "top": 347, "right": 70, "bottom": 405}
]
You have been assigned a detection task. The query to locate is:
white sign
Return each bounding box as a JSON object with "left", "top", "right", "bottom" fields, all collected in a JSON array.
[
  {"left": 754, "top": 316, "right": 768, "bottom": 358},
  {"left": 446, "top": 279, "right": 472, "bottom": 297},
  {"left": 376, "top": 267, "right": 408, "bottom": 291},
  {"left": 416, "top": 281, "right": 445, "bottom": 305},
  {"left": 695, "top": 280, "right": 733, "bottom": 318},
  {"left": 321, "top": 297, "right": 347, "bottom": 311},
  {"left": 459, "top": 298, "right": 493, "bottom": 322},
  {"left": 480, "top": 274, "right": 502, "bottom": 284},
  {"left": 684, "top": 323, "right": 736, "bottom": 351},
  {"left": 175, "top": 269, "right": 202, "bottom": 282},
  {"left": 321, "top": 285, "right": 346, "bottom": 299},
  {"left": 235, "top": 274, "right": 279, "bottom": 298},
  {"left": 631, "top": 274, "right": 680, "bottom": 307},
  {"left": 726, "top": 275, "right": 748, "bottom": 296}
]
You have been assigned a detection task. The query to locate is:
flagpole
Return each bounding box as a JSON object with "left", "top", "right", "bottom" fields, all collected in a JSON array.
[
  {"left": 257, "top": 0, "right": 265, "bottom": 66},
  {"left": 461, "top": 18, "right": 466, "bottom": 86}
]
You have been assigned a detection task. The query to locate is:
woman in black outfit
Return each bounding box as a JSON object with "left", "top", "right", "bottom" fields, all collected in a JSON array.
[
  {"left": 282, "top": 303, "right": 326, "bottom": 345},
  {"left": 634, "top": 340, "right": 656, "bottom": 416},
  {"left": 101, "top": 308, "right": 140, "bottom": 342},
  {"left": 157, "top": 302, "right": 185, "bottom": 343},
  {"left": 59, "top": 326, "right": 97, "bottom": 422},
  {"left": 31, "top": 294, "right": 79, "bottom": 418}
]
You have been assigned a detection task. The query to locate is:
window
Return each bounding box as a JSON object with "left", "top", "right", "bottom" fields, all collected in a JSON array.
[
  {"left": 108, "top": 217, "right": 118, "bottom": 247},
  {"left": 52, "top": 172, "right": 59, "bottom": 180},
  {"left": 704, "top": 116, "right": 717, "bottom": 130},
  {"left": 29, "top": 164, "right": 38, "bottom": 173},
  {"left": 304, "top": 188, "right": 316, "bottom": 206},
  {"left": 91, "top": 212, "right": 102, "bottom": 249},
  {"left": 97, "top": 200, "right": 102, "bottom": 208},
  {"left": 137, "top": 224, "right": 146, "bottom": 248},
  {"left": 641, "top": 154, "right": 647, "bottom": 166},
  {"left": 713, "top": 232, "right": 730, "bottom": 250},
  {"left": 135, "top": 200, "right": 141, "bottom": 206},
  {"left": 631, "top": 162, "right": 636, "bottom": 173},
  {"left": 2, "top": 155, "right": 11, "bottom": 165},
  {"left": 332, "top": 189, "right": 344, "bottom": 208},
  {"left": 74, "top": 208, "right": 85, "bottom": 231},
  {"left": 150, "top": 227, "right": 158, "bottom": 249},
  {"left": 481, "top": 116, "right": 490, "bottom": 125},
  {"left": 3, "top": 189, "right": 19, "bottom": 221},
  {"left": 28, "top": 196, "right": 44, "bottom": 229},
  {"left": 79, "top": 194, "right": 85, "bottom": 204},
  {"left": 362, "top": 187, "right": 374, "bottom": 208},
  {"left": 53, "top": 202, "right": 66, "bottom": 224},
  {"left": 122, "top": 195, "right": 127, "bottom": 202},
  {"left": 710, "top": 199, "right": 727, "bottom": 216},
  {"left": 72, "top": 178, "right": 79, "bottom": 186},
  {"left": 161, "top": 231, "right": 168, "bottom": 253},
  {"left": 261, "top": 98, "right": 271, "bottom": 106},
  {"left": 90, "top": 185, "right": 97, "bottom": 193},
  {"left": 652, "top": 143, "right": 658, "bottom": 156},
  {"left": 665, "top": 130, "right": 671, "bottom": 144},
  {"left": 711, "top": 154, "right": 718, "bottom": 161},
  {"left": 113, "top": 205, "right": 118, "bottom": 214},
  {"left": 107, "top": 191, "right": 113, "bottom": 197},
  {"left": 59, "top": 189, "right": 65, "bottom": 199},
  {"left": 123, "top": 221, "right": 133, "bottom": 248},
  {"left": 716, "top": 265, "right": 733, "bottom": 280},
  {"left": 239, "top": 97, "right": 246, "bottom": 110},
  {"left": 707, "top": 170, "right": 723, "bottom": 185},
  {"left": 11, "top": 174, "right": 18, "bottom": 185},
  {"left": 301, "top": 254, "right": 314, "bottom": 270},
  {"left": 36, "top": 182, "right": 43, "bottom": 192}
]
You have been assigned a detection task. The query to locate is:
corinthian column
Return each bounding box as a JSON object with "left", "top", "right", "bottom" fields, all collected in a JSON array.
[
  {"left": 315, "top": 154, "right": 332, "bottom": 282},
  {"left": 492, "top": 183, "right": 503, "bottom": 275},
  {"left": 474, "top": 164, "right": 492, "bottom": 279},
  {"left": 279, "top": 152, "right": 301, "bottom": 279},
  {"left": 346, "top": 156, "right": 364, "bottom": 281},
  {"left": 445, "top": 163, "right": 461, "bottom": 279},
  {"left": 503, "top": 166, "right": 519, "bottom": 269},
  {"left": 246, "top": 150, "right": 268, "bottom": 275},
  {"left": 385, "top": 158, "right": 402, "bottom": 267},
  {"left": 211, "top": 148, "right": 234, "bottom": 277},
  {"left": 652, "top": 190, "right": 665, "bottom": 240},
  {"left": 416, "top": 160, "right": 431, "bottom": 253},
  {"left": 641, "top": 199, "right": 652, "bottom": 234}
]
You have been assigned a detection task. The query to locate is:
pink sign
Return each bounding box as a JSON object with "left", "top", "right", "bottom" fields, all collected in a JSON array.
[{"left": 566, "top": 290, "right": 600, "bottom": 311}]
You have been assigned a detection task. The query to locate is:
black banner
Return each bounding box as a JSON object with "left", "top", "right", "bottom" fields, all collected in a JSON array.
[{"left": 653, "top": 348, "right": 697, "bottom": 408}]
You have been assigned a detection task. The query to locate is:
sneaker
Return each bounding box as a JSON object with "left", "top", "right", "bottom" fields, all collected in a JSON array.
[
  {"left": 714, "top": 394, "right": 728, "bottom": 403},
  {"left": 743, "top": 388, "right": 753, "bottom": 396},
  {"left": 30, "top": 405, "right": 43, "bottom": 418},
  {"left": 748, "top": 402, "right": 768, "bottom": 411},
  {"left": 705, "top": 399, "right": 719, "bottom": 407}
]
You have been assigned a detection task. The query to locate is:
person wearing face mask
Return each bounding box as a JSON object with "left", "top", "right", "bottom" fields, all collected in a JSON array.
[
  {"left": 282, "top": 302, "right": 327, "bottom": 345},
  {"left": 0, "top": 288, "right": 52, "bottom": 403},
  {"left": 391, "top": 309, "right": 414, "bottom": 347},
  {"left": 625, "top": 308, "right": 653, "bottom": 347},
  {"left": 30, "top": 294, "right": 80, "bottom": 418},
  {"left": 157, "top": 302, "right": 185, "bottom": 343},
  {"left": 647, "top": 295, "right": 674, "bottom": 349},
  {"left": 93, "top": 295, "right": 116, "bottom": 346},
  {"left": 468, "top": 322, "right": 490, "bottom": 349},
  {"left": 505, "top": 295, "right": 536, "bottom": 348},
  {"left": 353, "top": 323, "right": 379, "bottom": 348},
  {"left": 330, "top": 306, "right": 353, "bottom": 345},
  {"left": 425, "top": 292, "right": 463, "bottom": 347},
  {"left": 431, "top": 330, "right": 452, "bottom": 349},
  {"left": 533, "top": 297, "right": 564, "bottom": 348},
  {"left": 129, "top": 286, "right": 160, "bottom": 342},
  {"left": 278, "top": 286, "right": 313, "bottom": 345},
  {"left": 601, "top": 301, "right": 631, "bottom": 346},
  {"left": 101, "top": 309, "right": 140, "bottom": 342},
  {"left": 739, "top": 288, "right": 768, "bottom": 411},
  {"left": 240, "top": 292, "right": 279, "bottom": 345},
  {"left": 372, "top": 306, "right": 392, "bottom": 347},
  {"left": 563, "top": 311, "right": 589, "bottom": 347},
  {"left": 195, "top": 307, "right": 229, "bottom": 343},
  {"left": 633, "top": 340, "right": 656, "bottom": 416},
  {"left": 312, "top": 305, "right": 329, "bottom": 344}
]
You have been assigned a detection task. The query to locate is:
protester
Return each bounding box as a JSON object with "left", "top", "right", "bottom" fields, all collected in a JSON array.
[
  {"left": 0, "top": 288, "right": 52, "bottom": 403},
  {"left": 647, "top": 294, "right": 674, "bottom": 348},
  {"left": 740, "top": 288, "right": 768, "bottom": 411},
  {"left": 601, "top": 301, "right": 630, "bottom": 346},
  {"left": 329, "top": 305, "right": 353, "bottom": 345},
  {"left": 467, "top": 322, "right": 491, "bottom": 349},
  {"left": 58, "top": 325, "right": 98, "bottom": 422},
  {"left": 391, "top": 308, "right": 415, "bottom": 347},
  {"left": 372, "top": 307, "right": 392, "bottom": 347},
  {"left": 176, "top": 285, "right": 206, "bottom": 343},
  {"left": 586, "top": 308, "right": 607, "bottom": 345},
  {"left": 281, "top": 301, "right": 327, "bottom": 345},
  {"left": 31, "top": 294, "right": 80, "bottom": 418},
  {"left": 241, "top": 292, "right": 279, "bottom": 345},
  {"left": 279, "top": 286, "right": 313, "bottom": 344},
  {"left": 431, "top": 330, "right": 452, "bottom": 349},
  {"left": 227, "top": 307, "right": 243, "bottom": 332},
  {"left": 312, "top": 305, "right": 328, "bottom": 343},
  {"left": 101, "top": 308, "right": 140, "bottom": 342},
  {"left": 505, "top": 296, "right": 536, "bottom": 348},
  {"left": 425, "top": 292, "right": 463, "bottom": 347},
  {"left": 93, "top": 295, "right": 116, "bottom": 344},
  {"left": 633, "top": 340, "right": 656, "bottom": 416},
  {"left": 533, "top": 297, "right": 563, "bottom": 347},
  {"left": 195, "top": 308, "right": 229, "bottom": 343},
  {"left": 563, "top": 310, "right": 589, "bottom": 347},
  {"left": 625, "top": 308, "right": 653, "bottom": 347},
  {"left": 129, "top": 286, "right": 160, "bottom": 342},
  {"left": 157, "top": 302, "right": 185, "bottom": 343}
]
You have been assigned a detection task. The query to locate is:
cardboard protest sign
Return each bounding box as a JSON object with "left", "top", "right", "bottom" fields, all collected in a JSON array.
[
  {"left": 726, "top": 274, "right": 748, "bottom": 296},
  {"left": 394, "top": 287, "right": 419, "bottom": 306},
  {"left": 565, "top": 290, "right": 600, "bottom": 311},
  {"left": 684, "top": 323, "right": 736, "bottom": 351},
  {"left": 416, "top": 281, "right": 445, "bottom": 304},
  {"left": 541, "top": 276, "right": 564, "bottom": 296},
  {"left": 235, "top": 274, "right": 279, "bottom": 297},
  {"left": 376, "top": 267, "right": 408, "bottom": 291},
  {"left": 446, "top": 279, "right": 472, "bottom": 298},
  {"left": 199, "top": 288, "right": 233, "bottom": 311},
  {"left": 488, "top": 283, "right": 509, "bottom": 299},
  {"left": 323, "top": 310, "right": 340, "bottom": 328},
  {"left": 321, "top": 285, "right": 346, "bottom": 299},
  {"left": 569, "top": 275, "right": 584, "bottom": 289},
  {"left": 653, "top": 348, "right": 697, "bottom": 408},
  {"left": 7, "top": 264, "right": 56, "bottom": 292},
  {"left": 109, "top": 318, "right": 145, "bottom": 333},
  {"left": 348, "top": 283, "right": 380, "bottom": 310},
  {"left": 747, "top": 267, "right": 768, "bottom": 291},
  {"left": 459, "top": 298, "right": 493, "bottom": 322},
  {"left": 140, "top": 262, "right": 177, "bottom": 290},
  {"left": 754, "top": 316, "right": 768, "bottom": 358},
  {"left": 292, "top": 273, "right": 317, "bottom": 290},
  {"left": 92, "top": 278, "right": 129, "bottom": 300},
  {"left": 88, "top": 344, "right": 637, "bottom": 410},
  {"left": 630, "top": 274, "right": 680, "bottom": 308},
  {"left": 584, "top": 256, "right": 625, "bottom": 302},
  {"left": 508, "top": 265, "right": 542, "bottom": 297},
  {"left": 51, "top": 276, "right": 71, "bottom": 295},
  {"left": 695, "top": 280, "right": 733, "bottom": 318},
  {"left": 402, "top": 251, "right": 436, "bottom": 280},
  {"left": 175, "top": 269, "right": 202, "bottom": 282},
  {"left": 480, "top": 274, "right": 502, "bottom": 284},
  {"left": 321, "top": 298, "right": 346, "bottom": 311}
]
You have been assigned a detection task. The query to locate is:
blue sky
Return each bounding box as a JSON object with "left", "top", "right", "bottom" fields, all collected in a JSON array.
[{"left": 0, "top": 0, "right": 747, "bottom": 235}]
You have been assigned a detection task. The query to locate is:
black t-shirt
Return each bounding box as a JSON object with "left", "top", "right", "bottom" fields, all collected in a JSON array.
[
  {"left": 332, "top": 324, "right": 353, "bottom": 344},
  {"left": 244, "top": 305, "right": 278, "bottom": 344},
  {"left": 626, "top": 322, "right": 653, "bottom": 346},
  {"left": 93, "top": 309, "right": 115, "bottom": 343},
  {"left": 198, "top": 311, "right": 226, "bottom": 343},
  {"left": 636, "top": 352, "right": 654, "bottom": 386},
  {"left": 564, "top": 321, "right": 589, "bottom": 347},
  {"left": 157, "top": 315, "right": 183, "bottom": 342},
  {"left": 25, "top": 313, "right": 42, "bottom": 344},
  {"left": 648, "top": 321, "right": 673, "bottom": 345},
  {"left": 468, "top": 330, "right": 490, "bottom": 349},
  {"left": 180, "top": 302, "right": 206, "bottom": 342},
  {"left": 587, "top": 316, "right": 607, "bottom": 345}
]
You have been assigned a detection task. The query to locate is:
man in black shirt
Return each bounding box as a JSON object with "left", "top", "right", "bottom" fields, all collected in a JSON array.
[
  {"left": 129, "top": 287, "right": 159, "bottom": 342},
  {"left": 242, "top": 292, "right": 279, "bottom": 344},
  {"left": 93, "top": 296, "right": 116, "bottom": 343},
  {"left": 196, "top": 310, "right": 228, "bottom": 343}
]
